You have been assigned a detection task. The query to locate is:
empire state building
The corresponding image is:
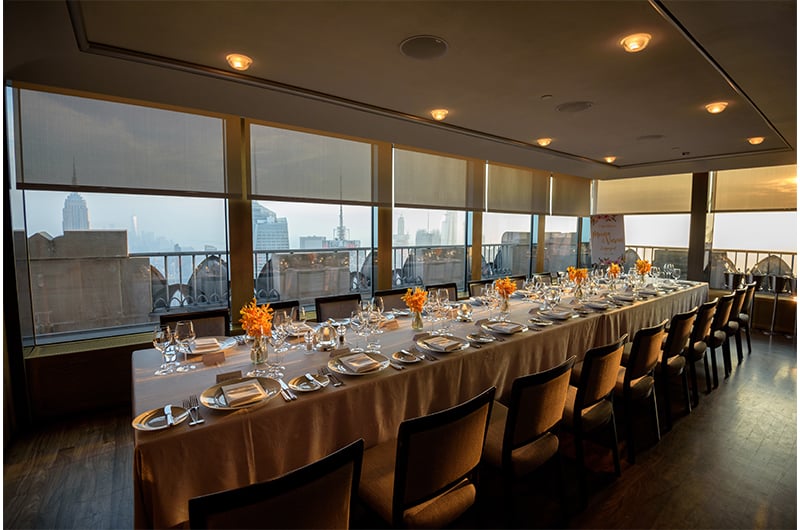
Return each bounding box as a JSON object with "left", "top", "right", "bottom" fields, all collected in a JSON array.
[{"left": 62, "top": 161, "right": 90, "bottom": 231}]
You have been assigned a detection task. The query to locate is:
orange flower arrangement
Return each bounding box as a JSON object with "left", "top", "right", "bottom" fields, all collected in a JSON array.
[
  {"left": 635, "top": 259, "right": 652, "bottom": 276},
  {"left": 608, "top": 262, "right": 621, "bottom": 279},
  {"left": 239, "top": 298, "right": 274, "bottom": 338},
  {"left": 494, "top": 277, "right": 517, "bottom": 297},
  {"left": 402, "top": 287, "right": 428, "bottom": 313},
  {"left": 567, "top": 266, "right": 589, "bottom": 284}
]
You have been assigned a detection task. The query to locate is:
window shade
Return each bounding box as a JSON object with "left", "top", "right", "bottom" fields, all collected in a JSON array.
[
  {"left": 16, "top": 88, "right": 227, "bottom": 197},
  {"left": 394, "top": 148, "right": 476, "bottom": 210},
  {"left": 250, "top": 123, "right": 373, "bottom": 204},
  {"left": 713, "top": 165, "right": 797, "bottom": 212},
  {"left": 595, "top": 174, "right": 692, "bottom": 214},
  {"left": 486, "top": 163, "right": 550, "bottom": 214},
  {"left": 551, "top": 173, "right": 591, "bottom": 216}
]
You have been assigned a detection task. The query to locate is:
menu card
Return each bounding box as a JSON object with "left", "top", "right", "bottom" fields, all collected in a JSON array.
[
  {"left": 221, "top": 379, "right": 267, "bottom": 407},
  {"left": 340, "top": 353, "right": 381, "bottom": 373}
]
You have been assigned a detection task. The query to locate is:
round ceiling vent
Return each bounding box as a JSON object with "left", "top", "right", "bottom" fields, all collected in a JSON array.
[
  {"left": 556, "top": 101, "right": 593, "bottom": 113},
  {"left": 399, "top": 35, "right": 448, "bottom": 60}
]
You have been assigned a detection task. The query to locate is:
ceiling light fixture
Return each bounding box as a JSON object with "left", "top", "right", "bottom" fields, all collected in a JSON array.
[
  {"left": 430, "top": 109, "right": 449, "bottom": 121},
  {"left": 536, "top": 137, "right": 552, "bottom": 147},
  {"left": 705, "top": 101, "right": 728, "bottom": 114},
  {"left": 747, "top": 136, "right": 765, "bottom": 145},
  {"left": 604, "top": 156, "right": 617, "bottom": 164},
  {"left": 620, "top": 33, "right": 652, "bottom": 53},
  {"left": 226, "top": 53, "right": 253, "bottom": 71}
]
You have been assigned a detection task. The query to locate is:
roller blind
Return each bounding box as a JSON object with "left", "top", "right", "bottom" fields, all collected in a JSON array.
[
  {"left": 250, "top": 123, "right": 373, "bottom": 204},
  {"left": 394, "top": 147, "right": 481, "bottom": 210},
  {"left": 15, "top": 88, "right": 227, "bottom": 197},
  {"left": 486, "top": 163, "right": 550, "bottom": 214},
  {"left": 551, "top": 173, "right": 591, "bottom": 216},
  {"left": 713, "top": 165, "right": 797, "bottom": 212},
  {"left": 595, "top": 174, "right": 692, "bottom": 214}
]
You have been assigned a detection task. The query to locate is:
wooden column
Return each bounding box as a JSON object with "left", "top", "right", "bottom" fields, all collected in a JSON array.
[
  {"left": 535, "top": 214, "right": 546, "bottom": 272},
  {"left": 687, "top": 172, "right": 710, "bottom": 282},
  {"left": 471, "top": 210, "right": 483, "bottom": 281},
  {"left": 373, "top": 142, "right": 393, "bottom": 290}
]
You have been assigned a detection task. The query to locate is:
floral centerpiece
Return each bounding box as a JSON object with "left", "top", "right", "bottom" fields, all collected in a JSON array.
[
  {"left": 240, "top": 298, "right": 274, "bottom": 365},
  {"left": 494, "top": 277, "right": 517, "bottom": 316},
  {"left": 567, "top": 266, "right": 589, "bottom": 299},
  {"left": 402, "top": 287, "right": 428, "bottom": 330},
  {"left": 635, "top": 259, "right": 652, "bottom": 276},
  {"left": 608, "top": 262, "right": 621, "bottom": 279}
]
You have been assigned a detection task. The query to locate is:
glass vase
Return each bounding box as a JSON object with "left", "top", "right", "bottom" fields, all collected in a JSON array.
[
  {"left": 247, "top": 336, "right": 269, "bottom": 377},
  {"left": 499, "top": 295, "right": 510, "bottom": 322},
  {"left": 411, "top": 310, "right": 424, "bottom": 330}
]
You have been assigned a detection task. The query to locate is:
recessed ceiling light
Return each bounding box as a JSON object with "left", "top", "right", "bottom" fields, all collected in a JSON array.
[
  {"left": 226, "top": 53, "right": 253, "bottom": 71},
  {"left": 536, "top": 137, "right": 552, "bottom": 147},
  {"left": 430, "top": 109, "right": 449, "bottom": 121},
  {"left": 620, "top": 33, "right": 652, "bottom": 53},
  {"left": 604, "top": 156, "right": 617, "bottom": 164},
  {"left": 705, "top": 101, "right": 728, "bottom": 114},
  {"left": 400, "top": 35, "right": 448, "bottom": 60},
  {"left": 747, "top": 136, "right": 765, "bottom": 145}
]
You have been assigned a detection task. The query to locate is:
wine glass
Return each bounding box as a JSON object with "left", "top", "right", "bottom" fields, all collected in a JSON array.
[
  {"left": 371, "top": 296, "right": 385, "bottom": 335},
  {"left": 349, "top": 310, "right": 367, "bottom": 352},
  {"left": 672, "top": 268, "right": 681, "bottom": 281},
  {"left": 153, "top": 325, "right": 174, "bottom": 376},
  {"left": 267, "top": 325, "right": 288, "bottom": 378},
  {"left": 173, "top": 320, "right": 196, "bottom": 372}
]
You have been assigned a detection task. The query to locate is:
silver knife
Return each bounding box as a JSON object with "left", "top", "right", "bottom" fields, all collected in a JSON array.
[
  {"left": 304, "top": 373, "right": 321, "bottom": 388},
  {"left": 164, "top": 404, "right": 175, "bottom": 426},
  {"left": 277, "top": 378, "right": 297, "bottom": 400}
]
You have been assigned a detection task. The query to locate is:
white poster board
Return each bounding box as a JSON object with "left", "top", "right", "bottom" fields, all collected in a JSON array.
[{"left": 590, "top": 214, "right": 625, "bottom": 266}]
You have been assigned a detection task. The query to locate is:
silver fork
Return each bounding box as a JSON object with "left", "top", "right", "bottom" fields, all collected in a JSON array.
[
  {"left": 318, "top": 366, "right": 343, "bottom": 387},
  {"left": 189, "top": 394, "right": 204, "bottom": 425}
]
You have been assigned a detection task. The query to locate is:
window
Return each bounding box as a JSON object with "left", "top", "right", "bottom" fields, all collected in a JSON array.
[
  {"left": 481, "top": 212, "right": 532, "bottom": 278},
  {"left": 543, "top": 216, "right": 579, "bottom": 274}
]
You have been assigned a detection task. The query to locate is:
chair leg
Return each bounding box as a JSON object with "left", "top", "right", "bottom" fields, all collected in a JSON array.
[
  {"left": 687, "top": 359, "right": 700, "bottom": 407},
  {"left": 626, "top": 399, "right": 636, "bottom": 464},
  {"left": 681, "top": 370, "right": 692, "bottom": 415},
  {"left": 575, "top": 433, "right": 588, "bottom": 509},
  {"left": 662, "top": 374, "right": 673, "bottom": 431},
  {"left": 735, "top": 331, "right": 744, "bottom": 364},
  {"left": 745, "top": 325, "right": 752, "bottom": 355},
  {"left": 652, "top": 389, "right": 661, "bottom": 442},
  {"left": 722, "top": 338, "right": 732, "bottom": 378},
  {"left": 703, "top": 352, "right": 712, "bottom": 393},
  {"left": 609, "top": 412, "right": 621, "bottom": 478},
  {"left": 709, "top": 346, "right": 719, "bottom": 388},
  {"left": 554, "top": 451, "right": 570, "bottom": 525}
]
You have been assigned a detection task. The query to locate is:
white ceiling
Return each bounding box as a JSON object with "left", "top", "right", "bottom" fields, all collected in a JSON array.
[{"left": 4, "top": 0, "right": 797, "bottom": 180}]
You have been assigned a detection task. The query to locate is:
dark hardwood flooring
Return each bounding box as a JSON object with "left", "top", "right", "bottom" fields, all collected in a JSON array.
[{"left": 4, "top": 333, "right": 796, "bottom": 529}]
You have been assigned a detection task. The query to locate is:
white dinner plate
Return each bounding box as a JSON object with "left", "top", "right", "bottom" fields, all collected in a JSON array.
[
  {"left": 328, "top": 352, "right": 390, "bottom": 376},
  {"left": 528, "top": 318, "right": 554, "bottom": 327},
  {"left": 466, "top": 332, "right": 496, "bottom": 343},
  {"left": 199, "top": 377, "right": 281, "bottom": 410},
  {"left": 132, "top": 406, "right": 190, "bottom": 431},
  {"left": 538, "top": 310, "right": 573, "bottom": 320},
  {"left": 585, "top": 301, "right": 611, "bottom": 310}
]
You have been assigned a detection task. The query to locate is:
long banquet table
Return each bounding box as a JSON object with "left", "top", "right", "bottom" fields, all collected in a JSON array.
[{"left": 132, "top": 282, "right": 708, "bottom": 528}]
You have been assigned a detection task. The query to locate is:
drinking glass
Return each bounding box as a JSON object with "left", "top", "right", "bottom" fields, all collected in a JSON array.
[
  {"left": 672, "top": 268, "right": 681, "bottom": 281},
  {"left": 349, "top": 310, "right": 367, "bottom": 351},
  {"left": 371, "top": 296, "right": 385, "bottom": 335},
  {"left": 173, "top": 320, "right": 196, "bottom": 372},
  {"left": 267, "top": 327, "right": 287, "bottom": 378},
  {"left": 153, "top": 325, "right": 174, "bottom": 376}
]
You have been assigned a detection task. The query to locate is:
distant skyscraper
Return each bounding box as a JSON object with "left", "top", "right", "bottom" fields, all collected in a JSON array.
[
  {"left": 393, "top": 214, "right": 410, "bottom": 246},
  {"left": 62, "top": 160, "right": 89, "bottom": 231},
  {"left": 440, "top": 211, "right": 460, "bottom": 245},
  {"left": 415, "top": 229, "right": 441, "bottom": 246},
  {"left": 253, "top": 202, "right": 290, "bottom": 272}
]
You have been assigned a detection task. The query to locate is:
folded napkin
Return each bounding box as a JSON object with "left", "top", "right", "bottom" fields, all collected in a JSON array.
[
  {"left": 423, "top": 336, "right": 462, "bottom": 352},
  {"left": 469, "top": 297, "right": 483, "bottom": 306},
  {"left": 640, "top": 288, "right": 660, "bottom": 296},
  {"left": 221, "top": 379, "right": 267, "bottom": 407},
  {"left": 539, "top": 310, "right": 572, "bottom": 320},
  {"left": 380, "top": 318, "right": 400, "bottom": 330},
  {"left": 585, "top": 301, "right": 611, "bottom": 310},
  {"left": 613, "top": 293, "right": 636, "bottom": 302},
  {"left": 340, "top": 352, "right": 381, "bottom": 373},
  {"left": 193, "top": 337, "right": 220, "bottom": 353},
  {"left": 488, "top": 322, "right": 523, "bottom": 333}
]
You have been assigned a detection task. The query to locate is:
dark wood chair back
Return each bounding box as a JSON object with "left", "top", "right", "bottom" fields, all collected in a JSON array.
[
  {"left": 159, "top": 308, "right": 230, "bottom": 337},
  {"left": 314, "top": 293, "right": 361, "bottom": 322},
  {"left": 426, "top": 282, "right": 458, "bottom": 302}
]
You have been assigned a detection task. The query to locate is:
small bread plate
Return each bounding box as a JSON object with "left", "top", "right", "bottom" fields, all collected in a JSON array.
[
  {"left": 192, "top": 336, "right": 238, "bottom": 355},
  {"left": 392, "top": 350, "right": 422, "bottom": 363},
  {"left": 199, "top": 377, "right": 281, "bottom": 410},
  {"left": 528, "top": 318, "right": 554, "bottom": 327},
  {"left": 415, "top": 335, "right": 470, "bottom": 353},
  {"left": 391, "top": 308, "right": 410, "bottom": 317},
  {"left": 328, "top": 352, "right": 390, "bottom": 376},
  {"left": 467, "top": 332, "right": 496, "bottom": 343},
  {"left": 480, "top": 321, "right": 528, "bottom": 334},
  {"left": 538, "top": 310, "right": 574, "bottom": 320},
  {"left": 584, "top": 301, "right": 612, "bottom": 311},
  {"left": 288, "top": 373, "right": 330, "bottom": 392},
  {"left": 132, "top": 405, "right": 190, "bottom": 431}
]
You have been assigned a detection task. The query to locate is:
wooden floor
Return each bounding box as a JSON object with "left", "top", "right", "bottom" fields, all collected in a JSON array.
[{"left": 4, "top": 332, "right": 796, "bottom": 529}]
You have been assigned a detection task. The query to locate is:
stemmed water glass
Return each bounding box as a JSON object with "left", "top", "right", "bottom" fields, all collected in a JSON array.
[
  {"left": 267, "top": 312, "right": 288, "bottom": 378},
  {"left": 672, "top": 268, "right": 681, "bottom": 281},
  {"left": 153, "top": 325, "right": 174, "bottom": 376},
  {"left": 173, "top": 320, "right": 196, "bottom": 372},
  {"left": 350, "top": 310, "right": 367, "bottom": 352}
]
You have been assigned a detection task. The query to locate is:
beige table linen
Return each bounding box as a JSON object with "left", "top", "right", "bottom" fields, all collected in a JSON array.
[{"left": 132, "top": 283, "right": 707, "bottom": 528}]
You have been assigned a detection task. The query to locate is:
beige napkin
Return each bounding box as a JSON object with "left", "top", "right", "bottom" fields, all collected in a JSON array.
[
  {"left": 193, "top": 337, "right": 220, "bottom": 353},
  {"left": 423, "top": 336, "right": 462, "bottom": 352},
  {"left": 488, "top": 321, "right": 523, "bottom": 333},
  {"left": 340, "top": 352, "right": 381, "bottom": 373},
  {"left": 221, "top": 379, "right": 266, "bottom": 407}
]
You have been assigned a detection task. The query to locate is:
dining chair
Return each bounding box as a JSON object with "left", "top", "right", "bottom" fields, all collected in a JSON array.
[
  {"left": 188, "top": 438, "right": 364, "bottom": 529},
  {"left": 373, "top": 288, "right": 410, "bottom": 312},
  {"left": 482, "top": 356, "right": 576, "bottom": 522},
  {"left": 616, "top": 321, "right": 666, "bottom": 464},
  {"left": 735, "top": 282, "right": 757, "bottom": 356},
  {"left": 468, "top": 279, "right": 493, "bottom": 297},
  {"left": 159, "top": 307, "right": 230, "bottom": 337},
  {"left": 508, "top": 275, "right": 526, "bottom": 290},
  {"left": 426, "top": 282, "right": 458, "bottom": 302},
  {"left": 314, "top": 293, "right": 361, "bottom": 322},
  {"left": 265, "top": 299, "right": 300, "bottom": 316},
  {"left": 706, "top": 293, "right": 735, "bottom": 388},
  {"left": 562, "top": 334, "right": 627, "bottom": 507},
  {"left": 533, "top": 272, "right": 553, "bottom": 285},
  {"left": 358, "top": 387, "right": 496, "bottom": 528},
  {"left": 656, "top": 308, "right": 696, "bottom": 432},
  {"left": 682, "top": 298, "right": 718, "bottom": 406},
  {"left": 723, "top": 287, "right": 748, "bottom": 368}
]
